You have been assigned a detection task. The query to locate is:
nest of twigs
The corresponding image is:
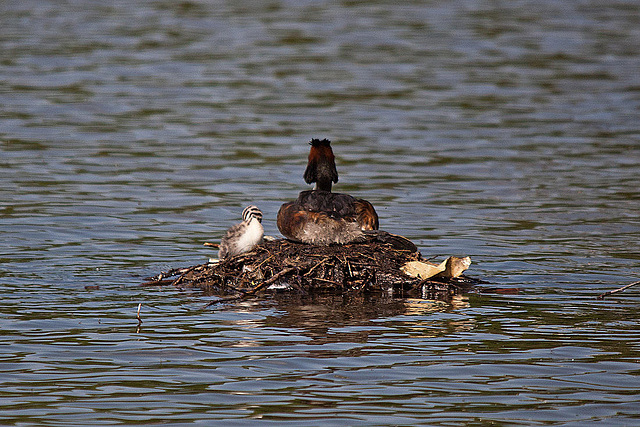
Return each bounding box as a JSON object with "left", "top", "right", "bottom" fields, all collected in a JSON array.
[{"left": 143, "top": 238, "right": 479, "bottom": 304}]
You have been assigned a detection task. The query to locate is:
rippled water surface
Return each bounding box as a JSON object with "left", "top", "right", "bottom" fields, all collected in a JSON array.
[{"left": 1, "top": 0, "right": 639, "bottom": 425}]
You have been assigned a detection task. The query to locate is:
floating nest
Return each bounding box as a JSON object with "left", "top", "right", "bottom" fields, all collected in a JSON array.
[{"left": 144, "top": 237, "right": 481, "bottom": 304}]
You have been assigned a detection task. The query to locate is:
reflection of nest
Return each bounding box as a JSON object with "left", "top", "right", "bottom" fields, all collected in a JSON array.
[{"left": 144, "top": 238, "right": 478, "bottom": 303}]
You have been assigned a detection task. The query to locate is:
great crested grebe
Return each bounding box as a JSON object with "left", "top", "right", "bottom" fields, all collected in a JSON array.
[
  {"left": 219, "top": 205, "right": 264, "bottom": 259},
  {"left": 277, "top": 139, "right": 381, "bottom": 245}
]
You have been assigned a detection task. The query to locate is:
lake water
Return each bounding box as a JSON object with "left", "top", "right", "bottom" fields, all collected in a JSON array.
[{"left": 1, "top": 0, "right": 639, "bottom": 425}]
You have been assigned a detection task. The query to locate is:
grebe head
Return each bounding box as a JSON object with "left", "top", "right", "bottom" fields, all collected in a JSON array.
[
  {"left": 242, "top": 205, "right": 263, "bottom": 223},
  {"left": 303, "top": 138, "right": 339, "bottom": 192}
]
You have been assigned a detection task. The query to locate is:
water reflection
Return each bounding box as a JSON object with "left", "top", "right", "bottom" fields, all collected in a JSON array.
[
  {"left": 2, "top": 0, "right": 640, "bottom": 424},
  {"left": 212, "top": 293, "right": 475, "bottom": 345}
]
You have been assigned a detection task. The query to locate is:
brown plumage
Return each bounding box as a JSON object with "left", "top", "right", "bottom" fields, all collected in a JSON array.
[
  {"left": 277, "top": 139, "right": 380, "bottom": 245},
  {"left": 303, "top": 138, "right": 338, "bottom": 192}
]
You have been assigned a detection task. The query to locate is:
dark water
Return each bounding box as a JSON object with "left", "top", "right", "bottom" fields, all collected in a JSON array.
[{"left": 1, "top": 0, "right": 639, "bottom": 425}]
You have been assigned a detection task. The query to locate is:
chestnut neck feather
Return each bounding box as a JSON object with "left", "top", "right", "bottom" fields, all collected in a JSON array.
[{"left": 304, "top": 142, "right": 338, "bottom": 192}]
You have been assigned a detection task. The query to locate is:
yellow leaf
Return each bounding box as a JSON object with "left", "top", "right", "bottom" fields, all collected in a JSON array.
[
  {"left": 401, "top": 259, "right": 448, "bottom": 279},
  {"left": 402, "top": 256, "right": 471, "bottom": 279},
  {"left": 439, "top": 256, "right": 471, "bottom": 278}
]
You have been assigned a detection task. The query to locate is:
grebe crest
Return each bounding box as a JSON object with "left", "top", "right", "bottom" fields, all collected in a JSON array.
[
  {"left": 304, "top": 138, "right": 338, "bottom": 192},
  {"left": 277, "top": 139, "right": 380, "bottom": 245},
  {"left": 219, "top": 205, "right": 264, "bottom": 259}
]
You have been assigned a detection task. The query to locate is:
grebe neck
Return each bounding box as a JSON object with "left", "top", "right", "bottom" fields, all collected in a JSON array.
[
  {"left": 304, "top": 138, "right": 338, "bottom": 192},
  {"left": 314, "top": 177, "right": 333, "bottom": 192}
]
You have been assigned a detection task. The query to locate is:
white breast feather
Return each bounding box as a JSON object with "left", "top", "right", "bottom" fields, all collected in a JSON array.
[{"left": 234, "top": 218, "right": 263, "bottom": 254}]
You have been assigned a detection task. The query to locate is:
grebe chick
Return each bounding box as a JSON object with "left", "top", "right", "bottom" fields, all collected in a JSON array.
[
  {"left": 277, "top": 139, "right": 379, "bottom": 245},
  {"left": 219, "top": 205, "right": 264, "bottom": 259}
]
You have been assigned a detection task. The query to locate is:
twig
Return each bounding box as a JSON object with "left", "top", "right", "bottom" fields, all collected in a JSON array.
[
  {"left": 246, "top": 267, "right": 296, "bottom": 296},
  {"left": 313, "top": 277, "right": 341, "bottom": 286},
  {"left": 136, "top": 303, "right": 142, "bottom": 333},
  {"left": 354, "top": 252, "right": 378, "bottom": 263},
  {"left": 304, "top": 257, "right": 330, "bottom": 276},
  {"left": 171, "top": 265, "right": 205, "bottom": 286},
  {"left": 343, "top": 256, "right": 353, "bottom": 278},
  {"left": 597, "top": 280, "right": 640, "bottom": 300},
  {"left": 254, "top": 254, "right": 274, "bottom": 271},
  {"left": 143, "top": 266, "right": 193, "bottom": 284},
  {"left": 202, "top": 267, "right": 296, "bottom": 309},
  {"left": 140, "top": 279, "right": 175, "bottom": 286}
]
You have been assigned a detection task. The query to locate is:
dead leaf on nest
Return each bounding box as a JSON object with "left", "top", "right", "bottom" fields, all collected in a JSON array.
[
  {"left": 402, "top": 256, "right": 471, "bottom": 279},
  {"left": 402, "top": 259, "right": 447, "bottom": 279}
]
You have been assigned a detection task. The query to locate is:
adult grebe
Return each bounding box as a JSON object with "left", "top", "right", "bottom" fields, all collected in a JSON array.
[
  {"left": 277, "top": 139, "right": 380, "bottom": 245},
  {"left": 219, "top": 205, "right": 264, "bottom": 259}
]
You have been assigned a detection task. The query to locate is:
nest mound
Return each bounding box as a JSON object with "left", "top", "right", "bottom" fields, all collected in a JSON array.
[{"left": 144, "top": 238, "right": 477, "bottom": 302}]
